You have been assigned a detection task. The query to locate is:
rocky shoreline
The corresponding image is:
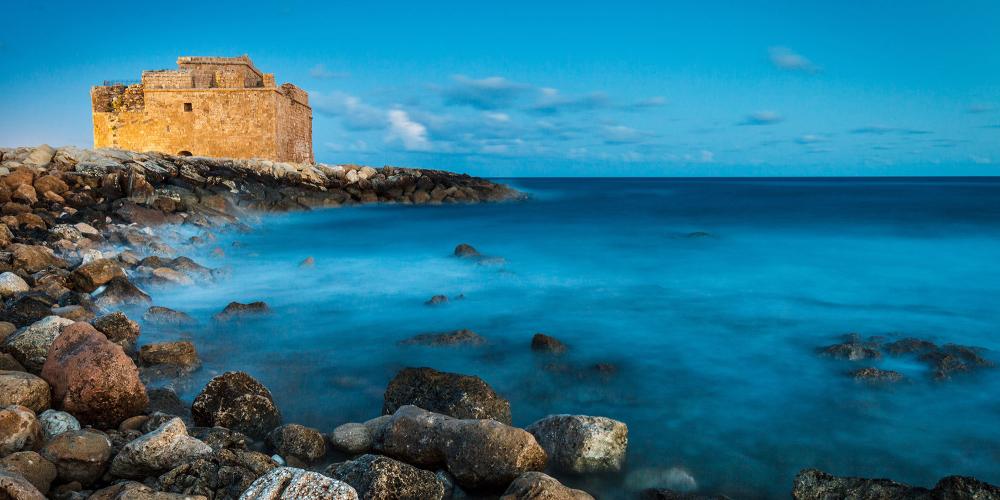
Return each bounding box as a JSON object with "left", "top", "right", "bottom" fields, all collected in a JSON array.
[{"left": 0, "top": 144, "right": 998, "bottom": 499}]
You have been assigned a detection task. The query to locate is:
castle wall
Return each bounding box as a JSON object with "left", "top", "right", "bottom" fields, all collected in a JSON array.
[{"left": 276, "top": 84, "right": 313, "bottom": 163}]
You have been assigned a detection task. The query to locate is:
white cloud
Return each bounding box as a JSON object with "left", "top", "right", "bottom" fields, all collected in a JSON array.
[
  {"left": 440, "top": 75, "right": 531, "bottom": 109},
  {"left": 769, "top": 47, "right": 819, "bottom": 73},
  {"left": 312, "top": 92, "right": 387, "bottom": 130},
  {"left": 387, "top": 109, "right": 431, "bottom": 151}
]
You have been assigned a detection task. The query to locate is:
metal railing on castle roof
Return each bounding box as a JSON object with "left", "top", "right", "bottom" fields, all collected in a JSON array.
[{"left": 99, "top": 79, "right": 141, "bottom": 87}]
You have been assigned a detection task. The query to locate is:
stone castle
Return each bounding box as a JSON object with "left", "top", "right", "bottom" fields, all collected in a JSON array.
[{"left": 91, "top": 55, "right": 313, "bottom": 163}]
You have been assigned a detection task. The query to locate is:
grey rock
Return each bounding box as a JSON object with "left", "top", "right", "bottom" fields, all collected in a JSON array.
[
  {"left": 525, "top": 414, "right": 628, "bottom": 474},
  {"left": 238, "top": 467, "right": 357, "bottom": 499},
  {"left": 1, "top": 316, "right": 75, "bottom": 372},
  {"left": 110, "top": 418, "right": 212, "bottom": 479},
  {"left": 37, "top": 410, "right": 80, "bottom": 441},
  {"left": 329, "top": 423, "right": 372, "bottom": 455}
]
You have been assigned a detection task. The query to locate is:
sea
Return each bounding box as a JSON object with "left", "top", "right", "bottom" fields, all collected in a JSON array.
[{"left": 139, "top": 177, "right": 1000, "bottom": 498}]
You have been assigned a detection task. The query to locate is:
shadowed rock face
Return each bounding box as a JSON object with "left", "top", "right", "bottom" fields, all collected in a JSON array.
[
  {"left": 791, "top": 468, "right": 1000, "bottom": 500},
  {"left": 382, "top": 367, "right": 511, "bottom": 424},
  {"left": 327, "top": 454, "right": 445, "bottom": 500},
  {"left": 191, "top": 371, "right": 282, "bottom": 440}
]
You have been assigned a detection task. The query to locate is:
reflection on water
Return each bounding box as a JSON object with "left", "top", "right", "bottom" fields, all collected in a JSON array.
[{"left": 143, "top": 178, "right": 1000, "bottom": 498}]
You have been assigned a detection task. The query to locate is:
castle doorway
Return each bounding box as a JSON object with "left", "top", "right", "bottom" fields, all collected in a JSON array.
[{"left": 178, "top": 150, "right": 193, "bottom": 156}]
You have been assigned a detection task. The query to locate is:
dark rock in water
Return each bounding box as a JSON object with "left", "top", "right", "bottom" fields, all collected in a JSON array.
[
  {"left": 503, "top": 472, "right": 594, "bottom": 499},
  {"left": 453, "top": 244, "right": 480, "bottom": 258},
  {"left": 191, "top": 371, "right": 282, "bottom": 440},
  {"left": 139, "top": 341, "right": 201, "bottom": 378},
  {"left": 684, "top": 231, "right": 713, "bottom": 239},
  {"left": 92, "top": 277, "right": 151, "bottom": 309},
  {"left": 425, "top": 294, "right": 448, "bottom": 306},
  {"left": 213, "top": 301, "right": 271, "bottom": 320},
  {"left": 142, "top": 305, "right": 196, "bottom": 326},
  {"left": 640, "top": 489, "right": 730, "bottom": 500},
  {"left": 821, "top": 334, "right": 881, "bottom": 361},
  {"left": 327, "top": 453, "right": 445, "bottom": 500},
  {"left": 40, "top": 322, "right": 148, "bottom": 428},
  {"left": 399, "top": 329, "right": 486, "bottom": 347},
  {"left": 383, "top": 367, "right": 512, "bottom": 424},
  {"left": 146, "top": 387, "right": 190, "bottom": 421},
  {"left": 156, "top": 448, "right": 278, "bottom": 499},
  {"left": 267, "top": 424, "right": 326, "bottom": 465},
  {"left": 791, "top": 468, "right": 1000, "bottom": 500},
  {"left": 531, "top": 333, "right": 567, "bottom": 354},
  {"left": 92, "top": 311, "right": 140, "bottom": 350},
  {"left": 850, "top": 367, "right": 904, "bottom": 384},
  {"left": 883, "top": 338, "right": 937, "bottom": 356},
  {"left": 298, "top": 256, "right": 315, "bottom": 268},
  {"left": 919, "top": 344, "right": 994, "bottom": 380}
]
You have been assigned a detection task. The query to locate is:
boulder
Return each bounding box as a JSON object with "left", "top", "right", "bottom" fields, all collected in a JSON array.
[
  {"left": 501, "top": 472, "right": 594, "bottom": 500},
  {"left": 2, "top": 169, "right": 34, "bottom": 189},
  {"left": 139, "top": 341, "right": 200, "bottom": 374},
  {"left": 0, "top": 371, "right": 50, "bottom": 413},
  {"left": 792, "top": 468, "right": 1000, "bottom": 499},
  {"left": 70, "top": 258, "right": 125, "bottom": 293},
  {"left": 157, "top": 448, "right": 277, "bottom": 499},
  {"left": 382, "top": 367, "right": 511, "bottom": 424},
  {"left": 530, "top": 334, "right": 567, "bottom": 354},
  {"left": 329, "top": 423, "right": 372, "bottom": 455},
  {"left": 191, "top": 372, "right": 282, "bottom": 440},
  {"left": 39, "top": 429, "right": 112, "bottom": 485},
  {"left": 0, "top": 405, "right": 43, "bottom": 456},
  {"left": 93, "top": 277, "right": 152, "bottom": 309},
  {"left": 374, "top": 405, "right": 546, "bottom": 491},
  {"left": 37, "top": 410, "right": 80, "bottom": 441},
  {"left": 239, "top": 466, "right": 358, "bottom": 500},
  {"left": 1, "top": 316, "right": 75, "bottom": 372},
  {"left": 525, "top": 415, "right": 628, "bottom": 474},
  {"left": 32, "top": 176, "right": 69, "bottom": 196},
  {"left": 0, "top": 451, "right": 56, "bottom": 495},
  {"left": 40, "top": 322, "right": 148, "bottom": 427},
  {"left": 453, "top": 244, "right": 479, "bottom": 258},
  {"left": 92, "top": 311, "right": 141, "bottom": 349},
  {"left": 1, "top": 294, "right": 58, "bottom": 329},
  {"left": 8, "top": 244, "right": 66, "bottom": 274},
  {"left": 267, "top": 424, "right": 326, "bottom": 465},
  {"left": 110, "top": 417, "right": 212, "bottom": 479},
  {"left": 425, "top": 295, "right": 448, "bottom": 306},
  {"left": 11, "top": 185, "right": 37, "bottom": 206},
  {"left": 0, "top": 272, "right": 29, "bottom": 298},
  {"left": 398, "top": 329, "right": 486, "bottom": 347},
  {"left": 0, "top": 469, "right": 45, "bottom": 500},
  {"left": 213, "top": 301, "right": 271, "bottom": 320},
  {"left": 0, "top": 354, "right": 24, "bottom": 372},
  {"left": 142, "top": 306, "right": 196, "bottom": 326},
  {"left": 327, "top": 454, "right": 445, "bottom": 500},
  {"left": 21, "top": 146, "right": 55, "bottom": 168}
]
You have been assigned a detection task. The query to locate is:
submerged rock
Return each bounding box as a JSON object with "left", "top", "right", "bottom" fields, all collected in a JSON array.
[
  {"left": 501, "top": 472, "right": 594, "bottom": 500},
  {"left": 191, "top": 371, "right": 282, "bottom": 440},
  {"left": 850, "top": 367, "right": 904, "bottom": 384},
  {"left": 93, "top": 277, "right": 152, "bottom": 309},
  {"left": 530, "top": 333, "right": 567, "bottom": 354},
  {"left": 883, "top": 338, "right": 937, "bottom": 356},
  {"left": 398, "top": 329, "right": 486, "bottom": 347},
  {"left": 382, "top": 367, "right": 512, "bottom": 424},
  {"left": 143, "top": 305, "right": 197, "bottom": 326},
  {"left": 453, "top": 244, "right": 480, "bottom": 258},
  {"left": 214, "top": 301, "right": 271, "bottom": 320},
  {"left": 525, "top": 414, "right": 628, "bottom": 474},
  {"left": 327, "top": 453, "right": 445, "bottom": 500},
  {"left": 919, "top": 344, "right": 995, "bottom": 380},
  {"left": 791, "top": 468, "right": 1000, "bottom": 499},
  {"left": 820, "top": 335, "right": 881, "bottom": 361},
  {"left": 239, "top": 466, "right": 358, "bottom": 500},
  {"left": 425, "top": 294, "right": 448, "bottom": 306}
]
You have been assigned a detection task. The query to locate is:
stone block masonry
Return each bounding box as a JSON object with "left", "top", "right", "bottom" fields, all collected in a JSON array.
[{"left": 91, "top": 55, "right": 313, "bottom": 163}]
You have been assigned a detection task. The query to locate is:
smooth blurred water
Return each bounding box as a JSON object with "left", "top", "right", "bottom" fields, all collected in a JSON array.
[{"left": 143, "top": 178, "right": 1000, "bottom": 498}]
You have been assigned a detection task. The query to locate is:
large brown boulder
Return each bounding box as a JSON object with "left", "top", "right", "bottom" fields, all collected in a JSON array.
[
  {"left": 40, "top": 322, "right": 148, "bottom": 427},
  {"left": 70, "top": 258, "right": 125, "bottom": 292},
  {"left": 191, "top": 372, "right": 281, "bottom": 440},
  {"left": 382, "top": 367, "right": 511, "bottom": 424}
]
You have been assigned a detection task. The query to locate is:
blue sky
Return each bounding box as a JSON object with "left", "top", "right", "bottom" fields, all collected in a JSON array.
[{"left": 1, "top": 1, "right": 998, "bottom": 176}]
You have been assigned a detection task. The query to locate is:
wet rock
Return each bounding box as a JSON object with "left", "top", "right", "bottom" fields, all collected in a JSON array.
[
  {"left": 1, "top": 316, "right": 75, "bottom": 372},
  {"left": 93, "top": 277, "right": 152, "bottom": 309},
  {"left": 328, "top": 423, "right": 372, "bottom": 455},
  {"left": 92, "top": 312, "right": 141, "bottom": 350},
  {"left": 425, "top": 295, "right": 448, "bottom": 306},
  {"left": 146, "top": 388, "right": 190, "bottom": 422},
  {"left": 0, "top": 451, "right": 56, "bottom": 495},
  {"left": 327, "top": 453, "right": 444, "bottom": 500},
  {"left": 191, "top": 371, "right": 282, "bottom": 440},
  {"left": 110, "top": 417, "right": 212, "bottom": 479},
  {"left": 152, "top": 267, "right": 194, "bottom": 286},
  {"left": 0, "top": 371, "right": 50, "bottom": 413},
  {"left": 8, "top": 244, "right": 67, "bottom": 274},
  {"left": 918, "top": 343, "right": 995, "bottom": 380},
  {"left": 2, "top": 293, "right": 58, "bottom": 329},
  {"left": 374, "top": 405, "right": 546, "bottom": 491},
  {"left": 142, "top": 306, "right": 196, "bottom": 326},
  {"left": 267, "top": 424, "right": 326, "bottom": 465},
  {"left": 139, "top": 341, "right": 201, "bottom": 375},
  {"left": 213, "top": 301, "right": 270, "bottom": 321},
  {"left": 40, "top": 322, "right": 148, "bottom": 427},
  {"left": 792, "top": 468, "right": 1000, "bottom": 499},
  {"left": 0, "top": 405, "right": 43, "bottom": 456},
  {"left": 525, "top": 415, "right": 628, "bottom": 474},
  {"left": 157, "top": 448, "right": 277, "bottom": 499},
  {"left": 40, "top": 429, "right": 112, "bottom": 486},
  {"left": 398, "top": 329, "right": 485, "bottom": 347},
  {"left": 239, "top": 466, "right": 358, "bottom": 500},
  {"left": 70, "top": 259, "right": 125, "bottom": 293},
  {"left": 37, "top": 410, "right": 80, "bottom": 441},
  {"left": 453, "top": 244, "right": 479, "bottom": 258},
  {"left": 820, "top": 335, "right": 881, "bottom": 361},
  {"left": 382, "top": 367, "right": 511, "bottom": 424},
  {"left": 51, "top": 305, "right": 93, "bottom": 322},
  {"left": 501, "top": 472, "right": 594, "bottom": 500},
  {"left": 0, "top": 469, "right": 46, "bottom": 500},
  {"left": 530, "top": 333, "right": 567, "bottom": 354},
  {"left": 850, "top": 367, "right": 904, "bottom": 384},
  {"left": 0, "top": 272, "right": 29, "bottom": 298},
  {"left": 883, "top": 338, "right": 937, "bottom": 356}
]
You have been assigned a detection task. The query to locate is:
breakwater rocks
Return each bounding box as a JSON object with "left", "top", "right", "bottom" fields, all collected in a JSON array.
[{"left": 0, "top": 144, "right": 998, "bottom": 498}]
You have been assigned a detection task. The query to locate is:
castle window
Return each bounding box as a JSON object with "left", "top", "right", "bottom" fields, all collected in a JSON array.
[{"left": 183, "top": 103, "right": 193, "bottom": 112}]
